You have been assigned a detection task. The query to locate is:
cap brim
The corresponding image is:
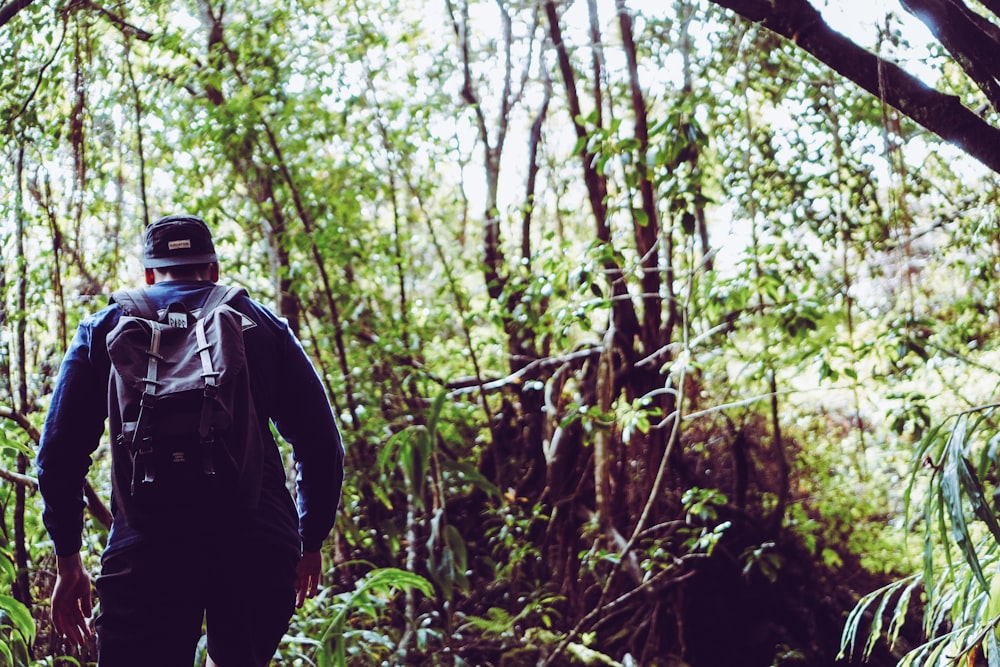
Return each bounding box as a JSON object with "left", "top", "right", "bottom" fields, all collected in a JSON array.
[{"left": 142, "top": 253, "right": 219, "bottom": 269}]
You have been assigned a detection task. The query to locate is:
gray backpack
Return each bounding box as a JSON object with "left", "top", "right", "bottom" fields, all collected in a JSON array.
[{"left": 106, "top": 285, "right": 263, "bottom": 528}]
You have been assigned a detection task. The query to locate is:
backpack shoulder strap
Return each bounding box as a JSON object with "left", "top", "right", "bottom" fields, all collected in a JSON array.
[
  {"left": 111, "top": 288, "right": 158, "bottom": 320},
  {"left": 197, "top": 284, "right": 248, "bottom": 317}
]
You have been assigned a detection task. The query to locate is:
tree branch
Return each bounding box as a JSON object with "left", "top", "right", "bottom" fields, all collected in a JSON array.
[
  {"left": 0, "top": 467, "right": 36, "bottom": 489},
  {"left": 81, "top": 0, "right": 152, "bottom": 41},
  {"left": 84, "top": 481, "right": 113, "bottom": 530},
  {"left": 0, "top": 405, "right": 40, "bottom": 443},
  {"left": 0, "top": 0, "right": 35, "bottom": 30},
  {"left": 0, "top": 405, "right": 112, "bottom": 530},
  {"left": 900, "top": 0, "right": 1000, "bottom": 111},
  {"left": 446, "top": 346, "right": 603, "bottom": 397},
  {"left": 709, "top": 0, "right": 1000, "bottom": 175}
]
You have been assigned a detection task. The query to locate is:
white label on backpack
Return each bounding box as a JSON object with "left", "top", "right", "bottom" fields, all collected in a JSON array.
[
  {"left": 168, "top": 239, "right": 192, "bottom": 250},
  {"left": 168, "top": 312, "right": 189, "bottom": 328}
]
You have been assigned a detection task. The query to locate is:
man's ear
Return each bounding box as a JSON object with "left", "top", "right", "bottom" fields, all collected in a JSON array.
[
  {"left": 209, "top": 262, "right": 220, "bottom": 282},
  {"left": 144, "top": 268, "right": 155, "bottom": 285}
]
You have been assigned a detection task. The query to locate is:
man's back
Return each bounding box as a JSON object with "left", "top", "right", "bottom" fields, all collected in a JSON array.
[{"left": 38, "top": 279, "right": 342, "bottom": 557}]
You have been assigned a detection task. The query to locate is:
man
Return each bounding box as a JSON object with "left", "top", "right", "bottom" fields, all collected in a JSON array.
[{"left": 36, "top": 214, "right": 345, "bottom": 667}]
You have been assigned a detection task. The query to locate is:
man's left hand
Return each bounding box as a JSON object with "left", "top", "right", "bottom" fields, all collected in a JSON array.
[{"left": 295, "top": 550, "right": 322, "bottom": 608}]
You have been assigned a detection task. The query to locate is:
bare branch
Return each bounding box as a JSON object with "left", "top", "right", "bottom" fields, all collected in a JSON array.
[
  {"left": 0, "top": 467, "right": 36, "bottom": 489},
  {"left": 6, "top": 13, "right": 68, "bottom": 130},
  {"left": 446, "top": 346, "right": 603, "bottom": 397}
]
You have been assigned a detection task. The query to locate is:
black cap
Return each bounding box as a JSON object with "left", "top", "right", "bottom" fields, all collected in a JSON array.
[{"left": 142, "top": 214, "right": 219, "bottom": 269}]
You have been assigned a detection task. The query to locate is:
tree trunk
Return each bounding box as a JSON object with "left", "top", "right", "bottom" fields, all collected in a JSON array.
[{"left": 13, "top": 145, "right": 31, "bottom": 608}]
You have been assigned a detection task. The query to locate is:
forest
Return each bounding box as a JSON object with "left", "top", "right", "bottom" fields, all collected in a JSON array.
[{"left": 5, "top": 0, "right": 1000, "bottom": 665}]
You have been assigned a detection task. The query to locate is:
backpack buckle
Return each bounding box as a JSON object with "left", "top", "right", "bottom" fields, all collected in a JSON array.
[
  {"left": 131, "top": 448, "right": 156, "bottom": 494},
  {"left": 202, "top": 437, "right": 217, "bottom": 476}
]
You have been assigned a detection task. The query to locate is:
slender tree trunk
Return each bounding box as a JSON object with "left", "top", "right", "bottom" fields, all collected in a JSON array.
[
  {"left": 767, "top": 370, "right": 790, "bottom": 532},
  {"left": 13, "top": 145, "right": 32, "bottom": 608},
  {"left": 678, "top": 1, "right": 713, "bottom": 273},
  {"left": 545, "top": 0, "right": 640, "bottom": 341},
  {"left": 614, "top": 0, "right": 676, "bottom": 505},
  {"left": 615, "top": 0, "right": 662, "bottom": 345},
  {"left": 446, "top": 0, "right": 558, "bottom": 495},
  {"left": 124, "top": 39, "right": 149, "bottom": 228},
  {"left": 46, "top": 207, "right": 66, "bottom": 352}
]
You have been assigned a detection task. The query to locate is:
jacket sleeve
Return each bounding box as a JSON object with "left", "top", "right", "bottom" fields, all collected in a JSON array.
[
  {"left": 271, "top": 327, "right": 345, "bottom": 553},
  {"left": 36, "top": 314, "right": 112, "bottom": 556}
]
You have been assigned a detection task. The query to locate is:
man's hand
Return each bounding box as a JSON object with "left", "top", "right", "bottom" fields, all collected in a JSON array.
[
  {"left": 51, "top": 552, "right": 93, "bottom": 645},
  {"left": 295, "top": 550, "right": 322, "bottom": 608}
]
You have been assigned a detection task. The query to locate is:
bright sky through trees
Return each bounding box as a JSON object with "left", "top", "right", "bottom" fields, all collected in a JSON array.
[{"left": 819, "top": 0, "right": 936, "bottom": 73}]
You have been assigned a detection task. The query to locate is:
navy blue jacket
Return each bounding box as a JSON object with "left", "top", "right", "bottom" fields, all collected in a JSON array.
[{"left": 36, "top": 281, "right": 344, "bottom": 558}]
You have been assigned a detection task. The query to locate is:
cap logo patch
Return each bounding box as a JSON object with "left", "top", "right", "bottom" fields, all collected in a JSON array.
[{"left": 168, "top": 239, "right": 192, "bottom": 250}]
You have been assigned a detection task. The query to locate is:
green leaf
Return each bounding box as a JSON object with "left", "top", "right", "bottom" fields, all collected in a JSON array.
[
  {"left": 424, "top": 390, "right": 447, "bottom": 442},
  {"left": 988, "top": 621, "right": 1000, "bottom": 667},
  {"left": 942, "top": 417, "right": 987, "bottom": 589},
  {"left": 989, "top": 570, "right": 1000, "bottom": 638},
  {"left": 0, "top": 553, "right": 14, "bottom": 585},
  {"left": 378, "top": 427, "right": 410, "bottom": 472},
  {"left": 362, "top": 567, "right": 434, "bottom": 597},
  {"left": 316, "top": 566, "right": 434, "bottom": 667},
  {"left": 440, "top": 458, "right": 501, "bottom": 498},
  {"left": 0, "top": 595, "right": 35, "bottom": 646},
  {"left": 0, "top": 429, "right": 33, "bottom": 459},
  {"left": 369, "top": 481, "right": 394, "bottom": 510},
  {"left": 888, "top": 575, "right": 922, "bottom": 649},
  {"left": 958, "top": 454, "right": 1000, "bottom": 547},
  {"left": 444, "top": 523, "right": 469, "bottom": 593}
]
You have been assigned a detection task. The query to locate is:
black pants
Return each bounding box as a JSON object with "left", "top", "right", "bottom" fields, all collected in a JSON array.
[{"left": 94, "top": 538, "right": 298, "bottom": 667}]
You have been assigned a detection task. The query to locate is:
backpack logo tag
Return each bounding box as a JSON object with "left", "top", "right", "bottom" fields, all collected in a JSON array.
[{"left": 167, "top": 312, "right": 189, "bottom": 328}]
